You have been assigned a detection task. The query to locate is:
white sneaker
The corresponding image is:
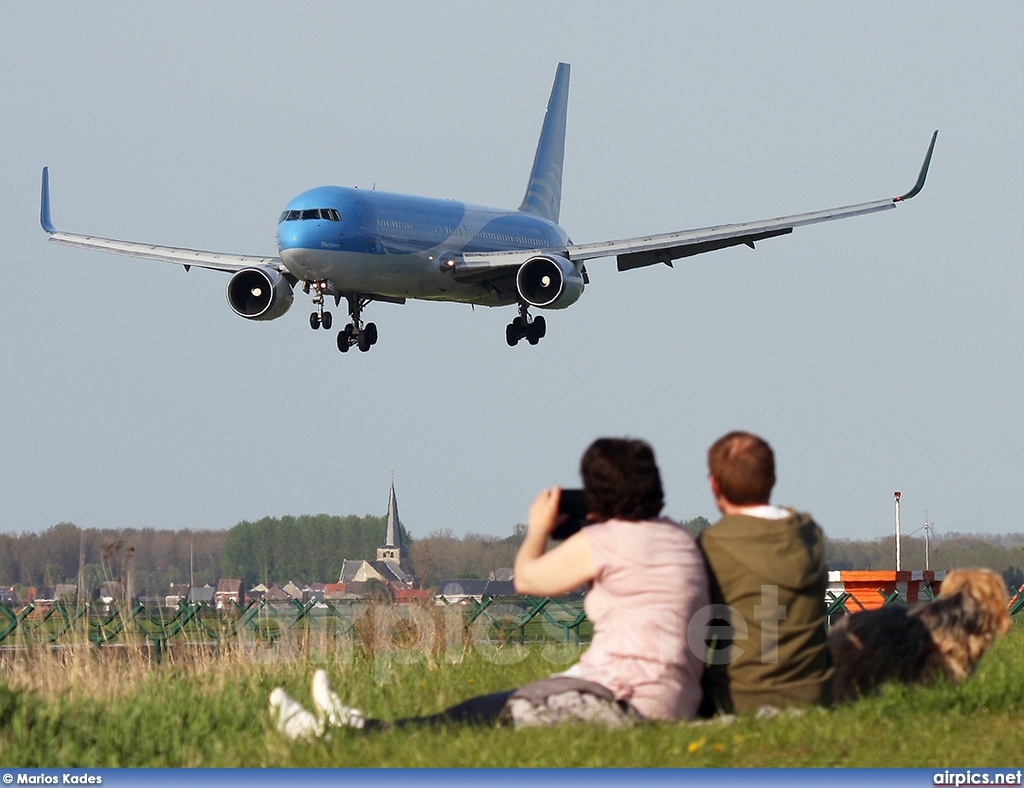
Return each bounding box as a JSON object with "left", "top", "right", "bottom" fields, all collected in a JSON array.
[
  {"left": 269, "top": 687, "right": 323, "bottom": 740},
  {"left": 311, "top": 669, "right": 366, "bottom": 729}
]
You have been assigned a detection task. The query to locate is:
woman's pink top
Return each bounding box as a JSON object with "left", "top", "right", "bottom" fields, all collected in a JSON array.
[{"left": 572, "top": 518, "right": 709, "bottom": 721}]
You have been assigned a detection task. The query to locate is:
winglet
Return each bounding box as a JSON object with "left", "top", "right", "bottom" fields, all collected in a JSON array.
[
  {"left": 895, "top": 130, "right": 938, "bottom": 202},
  {"left": 40, "top": 167, "right": 56, "bottom": 233}
]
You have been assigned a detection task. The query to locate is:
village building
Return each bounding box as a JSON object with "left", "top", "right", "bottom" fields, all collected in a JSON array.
[
  {"left": 263, "top": 583, "right": 292, "bottom": 607},
  {"left": 165, "top": 584, "right": 190, "bottom": 608},
  {"left": 435, "top": 578, "right": 516, "bottom": 605},
  {"left": 98, "top": 581, "right": 126, "bottom": 611},
  {"left": 214, "top": 579, "right": 243, "bottom": 610},
  {"left": 188, "top": 584, "right": 215, "bottom": 605}
]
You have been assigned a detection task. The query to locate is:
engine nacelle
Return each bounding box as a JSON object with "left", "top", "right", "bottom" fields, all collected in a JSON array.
[
  {"left": 515, "top": 254, "right": 585, "bottom": 309},
  {"left": 226, "top": 266, "right": 294, "bottom": 321}
]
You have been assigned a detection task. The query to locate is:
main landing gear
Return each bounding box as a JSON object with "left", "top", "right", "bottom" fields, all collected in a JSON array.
[
  {"left": 505, "top": 303, "right": 546, "bottom": 347},
  {"left": 336, "top": 293, "right": 378, "bottom": 354}
]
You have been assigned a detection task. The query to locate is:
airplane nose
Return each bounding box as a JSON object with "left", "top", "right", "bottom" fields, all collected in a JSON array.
[
  {"left": 278, "top": 220, "right": 335, "bottom": 252},
  {"left": 278, "top": 222, "right": 312, "bottom": 251}
]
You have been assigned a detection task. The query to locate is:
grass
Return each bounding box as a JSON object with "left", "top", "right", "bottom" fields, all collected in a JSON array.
[{"left": 0, "top": 622, "right": 1021, "bottom": 767}]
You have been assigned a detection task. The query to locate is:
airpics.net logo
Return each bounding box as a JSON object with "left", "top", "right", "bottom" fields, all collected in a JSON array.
[{"left": 934, "top": 770, "right": 1023, "bottom": 786}]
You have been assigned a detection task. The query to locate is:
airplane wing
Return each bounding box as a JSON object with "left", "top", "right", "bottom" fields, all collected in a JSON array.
[
  {"left": 39, "top": 168, "right": 283, "bottom": 274},
  {"left": 454, "top": 131, "right": 937, "bottom": 279}
]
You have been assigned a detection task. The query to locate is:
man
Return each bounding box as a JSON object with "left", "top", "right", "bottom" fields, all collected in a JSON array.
[{"left": 698, "top": 431, "right": 832, "bottom": 716}]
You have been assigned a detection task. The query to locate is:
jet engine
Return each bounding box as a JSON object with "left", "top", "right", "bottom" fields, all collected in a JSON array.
[
  {"left": 515, "top": 254, "right": 584, "bottom": 309},
  {"left": 226, "top": 266, "right": 294, "bottom": 320}
]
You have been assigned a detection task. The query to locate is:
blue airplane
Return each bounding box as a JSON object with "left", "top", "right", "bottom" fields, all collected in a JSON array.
[{"left": 40, "top": 63, "right": 936, "bottom": 353}]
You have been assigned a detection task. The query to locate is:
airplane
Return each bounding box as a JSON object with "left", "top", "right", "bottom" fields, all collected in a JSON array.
[{"left": 40, "top": 63, "right": 936, "bottom": 353}]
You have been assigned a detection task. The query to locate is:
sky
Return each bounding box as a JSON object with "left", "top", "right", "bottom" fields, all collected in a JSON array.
[{"left": 1, "top": 3, "right": 1021, "bottom": 550}]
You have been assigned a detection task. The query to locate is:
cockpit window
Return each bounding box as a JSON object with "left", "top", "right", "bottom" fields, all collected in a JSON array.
[{"left": 278, "top": 208, "right": 341, "bottom": 223}]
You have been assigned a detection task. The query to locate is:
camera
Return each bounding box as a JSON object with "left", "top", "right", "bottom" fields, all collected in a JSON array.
[{"left": 552, "top": 488, "right": 589, "bottom": 540}]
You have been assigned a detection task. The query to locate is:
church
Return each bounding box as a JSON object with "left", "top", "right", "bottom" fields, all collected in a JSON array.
[{"left": 337, "top": 479, "right": 416, "bottom": 591}]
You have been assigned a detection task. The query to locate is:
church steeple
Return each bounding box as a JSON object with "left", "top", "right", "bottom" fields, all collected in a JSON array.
[
  {"left": 377, "top": 476, "right": 408, "bottom": 570},
  {"left": 383, "top": 477, "right": 402, "bottom": 550}
]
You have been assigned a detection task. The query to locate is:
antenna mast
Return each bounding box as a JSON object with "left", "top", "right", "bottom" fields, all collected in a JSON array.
[
  {"left": 894, "top": 491, "right": 902, "bottom": 571},
  {"left": 924, "top": 509, "right": 931, "bottom": 571}
]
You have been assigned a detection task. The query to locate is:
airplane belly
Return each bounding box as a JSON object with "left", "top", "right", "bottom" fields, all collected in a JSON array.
[{"left": 281, "top": 248, "right": 512, "bottom": 306}]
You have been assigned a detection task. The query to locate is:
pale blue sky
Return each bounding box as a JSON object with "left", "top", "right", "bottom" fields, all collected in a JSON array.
[{"left": 1, "top": 3, "right": 1021, "bottom": 550}]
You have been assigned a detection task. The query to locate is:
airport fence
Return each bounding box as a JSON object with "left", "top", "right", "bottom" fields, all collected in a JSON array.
[
  {"left": 3, "top": 581, "right": 1018, "bottom": 662},
  {"left": 0, "top": 593, "right": 590, "bottom": 662}
]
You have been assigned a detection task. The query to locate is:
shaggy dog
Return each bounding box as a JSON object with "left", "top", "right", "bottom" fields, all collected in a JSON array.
[{"left": 829, "top": 568, "right": 1012, "bottom": 702}]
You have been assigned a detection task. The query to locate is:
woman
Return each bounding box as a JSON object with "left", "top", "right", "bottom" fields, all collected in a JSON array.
[{"left": 271, "top": 438, "right": 709, "bottom": 737}]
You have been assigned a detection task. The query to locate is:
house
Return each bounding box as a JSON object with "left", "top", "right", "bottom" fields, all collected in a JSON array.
[
  {"left": 215, "top": 579, "right": 243, "bottom": 610},
  {"left": 264, "top": 584, "right": 292, "bottom": 607},
  {"left": 394, "top": 588, "right": 432, "bottom": 603},
  {"left": 99, "top": 581, "right": 127, "bottom": 610},
  {"left": 188, "top": 584, "right": 215, "bottom": 605},
  {"left": 166, "top": 584, "right": 189, "bottom": 607},
  {"left": 282, "top": 581, "right": 305, "bottom": 602},
  {"left": 324, "top": 583, "right": 358, "bottom": 602},
  {"left": 305, "top": 583, "right": 327, "bottom": 604},
  {"left": 31, "top": 585, "right": 79, "bottom": 611},
  {"left": 435, "top": 579, "right": 517, "bottom": 605}
]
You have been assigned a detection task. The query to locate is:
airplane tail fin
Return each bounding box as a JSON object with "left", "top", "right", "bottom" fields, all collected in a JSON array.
[{"left": 518, "top": 63, "right": 570, "bottom": 224}]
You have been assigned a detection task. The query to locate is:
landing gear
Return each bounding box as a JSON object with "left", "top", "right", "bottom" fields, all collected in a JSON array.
[
  {"left": 336, "top": 294, "right": 378, "bottom": 353},
  {"left": 506, "top": 304, "right": 546, "bottom": 347},
  {"left": 306, "top": 280, "right": 332, "bottom": 330}
]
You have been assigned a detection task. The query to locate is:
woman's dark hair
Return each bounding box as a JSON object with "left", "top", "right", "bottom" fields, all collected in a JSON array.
[{"left": 581, "top": 438, "right": 664, "bottom": 521}]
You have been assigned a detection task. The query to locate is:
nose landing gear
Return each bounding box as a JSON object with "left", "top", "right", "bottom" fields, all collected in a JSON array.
[
  {"left": 306, "top": 280, "right": 333, "bottom": 330},
  {"left": 506, "top": 303, "right": 546, "bottom": 347}
]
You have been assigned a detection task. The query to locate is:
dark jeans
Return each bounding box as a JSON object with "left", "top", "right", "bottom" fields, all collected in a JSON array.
[{"left": 363, "top": 690, "right": 514, "bottom": 731}]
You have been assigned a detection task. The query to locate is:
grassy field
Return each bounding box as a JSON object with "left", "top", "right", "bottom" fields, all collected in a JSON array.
[{"left": 0, "top": 622, "right": 1021, "bottom": 768}]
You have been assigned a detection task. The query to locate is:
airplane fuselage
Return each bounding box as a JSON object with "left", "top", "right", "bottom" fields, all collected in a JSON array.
[{"left": 277, "top": 187, "right": 570, "bottom": 307}]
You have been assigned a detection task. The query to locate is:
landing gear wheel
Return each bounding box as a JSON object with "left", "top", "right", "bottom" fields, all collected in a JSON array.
[
  {"left": 507, "top": 303, "right": 548, "bottom": 347},
  {"left": 357, "top": 329, "right": 372, "bottom": 352},
  {"left": 321, "top": 311, "right": 333, "bottom": 330},
  {"left": 364, "top": 322, "right": 378, "bottom": 346},
  {"left": 310, "top": 312, "right": 321, "bottom": 330},
  {"left": 337, "top": 324, "right": 353, "bottom": 353}
]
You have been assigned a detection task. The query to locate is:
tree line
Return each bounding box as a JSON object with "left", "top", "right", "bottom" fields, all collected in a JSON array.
[
  {"left": 0, "top": 523, "right": 226, "bottom": 599},
  {"left": 2, "top": 517, "right": 1023, "bottom": 600}
]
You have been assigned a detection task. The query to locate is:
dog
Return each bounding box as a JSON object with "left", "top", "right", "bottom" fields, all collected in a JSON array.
[{"left": 828, "top": 568, "right": 1012, "bottom": 702}]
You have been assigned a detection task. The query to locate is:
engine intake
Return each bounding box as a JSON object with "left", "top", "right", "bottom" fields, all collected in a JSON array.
[
  {"left": 515, "top": 254, "right": 584, "bottom": 309},
  {"left": 226, "top": 266, "right": 294, "bottom": 321}
]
